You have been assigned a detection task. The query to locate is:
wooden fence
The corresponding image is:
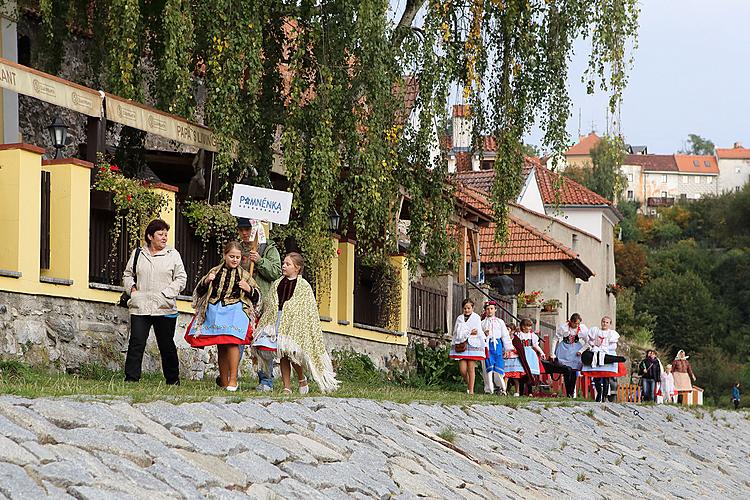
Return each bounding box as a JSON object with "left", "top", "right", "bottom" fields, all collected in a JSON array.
[
  {"left": 409, "top": 283, "right": 447, "bottom": 334},
  {"left": 617, "top": 383, "right": 643, "bottom": 403}
]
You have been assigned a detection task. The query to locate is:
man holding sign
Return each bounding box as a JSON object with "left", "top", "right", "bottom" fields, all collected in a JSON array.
[{"left": 237, "top": 217, "right": 281, "bottom": 392}]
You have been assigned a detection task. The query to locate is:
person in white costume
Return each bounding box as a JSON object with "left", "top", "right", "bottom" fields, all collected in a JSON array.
[{"left": 449, "top": 298, "right": 486, "bottom": 394}]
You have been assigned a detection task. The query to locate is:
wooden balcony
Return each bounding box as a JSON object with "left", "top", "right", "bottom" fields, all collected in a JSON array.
[{"left": 647, "top": 196, "right": 675, "bottom": 207}]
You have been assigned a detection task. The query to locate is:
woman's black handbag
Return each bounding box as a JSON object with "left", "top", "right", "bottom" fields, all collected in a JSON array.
[{"left": 118, "top": 248, "right": 141, "bottom": 308}]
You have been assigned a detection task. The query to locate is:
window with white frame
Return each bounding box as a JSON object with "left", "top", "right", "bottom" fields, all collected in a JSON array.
[
  {"left": 662, "top": 174, "right": 668, "bottom": 183},
  {"left": 661, "top": 191, "right": 668, "bottom": 198},
  {"left": 628, "top": 173, "right": 634, "bottom": 182},
  {"left": 681, "top": 175, "right": 689, "bottom": 183},
  {"left": 694, "top": 176, "right": 700, "bottom": 184},
  {"left": 706, "top": 176, "right": 712, "bottom": 184},
  {"left": 627, "top": 190, "right": 634, "bottom": 199}
]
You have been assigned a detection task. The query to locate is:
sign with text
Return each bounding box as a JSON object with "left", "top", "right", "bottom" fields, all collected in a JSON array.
[{"left": 230, "top": 184, "right": 293, "bottom": 225}]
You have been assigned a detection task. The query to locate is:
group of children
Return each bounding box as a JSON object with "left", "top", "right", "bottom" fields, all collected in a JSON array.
[
  {"left": 449, "top": 298, "right": 546, "bottom": 396},
  {"left": 450, "top": 298, "right": 625, "bottom": 400},
  {"left": 184, "top": 219, "right": 339, "bottom": 394}
]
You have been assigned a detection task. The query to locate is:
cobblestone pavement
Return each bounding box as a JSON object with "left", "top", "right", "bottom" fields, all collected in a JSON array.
[{"left": 0, "top": 396, "right": 748, "bottom": 499}]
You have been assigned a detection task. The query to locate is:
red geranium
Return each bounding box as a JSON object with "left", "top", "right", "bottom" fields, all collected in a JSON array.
[
  {"left": 109, "top": 165, "right": 120, "bottom": 172},
  {"left": 126, "top": 194, "right": 132, "bottom": 202}
]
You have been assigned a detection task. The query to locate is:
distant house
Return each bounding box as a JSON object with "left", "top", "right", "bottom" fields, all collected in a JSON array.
[
  {"left": 716, "top": 143, "right": 750, "bottom": 193},
  {"left": 456, "top": 162, "right": 619, "bottom": 326},
  {"left": 620, "top": 154, "right": 718, "bottom": 210}
]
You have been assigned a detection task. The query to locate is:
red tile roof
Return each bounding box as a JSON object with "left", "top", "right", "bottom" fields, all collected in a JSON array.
[
  {"left": 623, "top": 154, "right": 678, "bottom": 172},
  {"left": 393, "top": 75, "right": 419, "bottom": 124},
  {"left": 534, "top": 165, "right": 614, "bottom": 206},
  {"left": 455, "top": 184, "right": 593, "bottom": 279},
  {"left": 566, "top": 133, "right": 601, "bottom": 156},
  {"left": 717, "top": 147, "right": 750, "bottom": 159},
  {"left": 674, "top": 154, "right": 719, "bottom": 174},
  {"left": 454, "top": 157, "right": 538, "bottom": 190}
]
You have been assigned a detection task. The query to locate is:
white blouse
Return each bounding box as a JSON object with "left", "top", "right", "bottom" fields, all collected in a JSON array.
[
  {"left": 481, "top": 316, "right": 512, "bottom": 351},
  {"left": 452, "top": 312, "right": 484, "bottom": 347}
]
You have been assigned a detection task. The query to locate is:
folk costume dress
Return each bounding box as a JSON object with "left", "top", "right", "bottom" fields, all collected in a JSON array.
[
  {"left": 672, "top": 351, "right": 695, "bottom": 393},
  {"left": 254, "top": 276, "right": 339, "bottom": 393},
  {"left": 580, "top": 327, "right": 627, "bottom": 378},
  {"left": 551, "top": 323, "right": 587, "bottom": 371},
  {"left": 481, "top": 316, "right": 512, "bottom": 393},
  {"left": 503, "top": 331, "right": 542, "bottom": 378},
  {"left": 449, "top": 312, "right": 486, "bottom": 361},
  {"left": 185, "top": 264, "right": 260, "bottom": 348}
]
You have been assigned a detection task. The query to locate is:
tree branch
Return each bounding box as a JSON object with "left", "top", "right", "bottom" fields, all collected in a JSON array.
[{"left": 392, "top": 0, "right": 426, "bottom": 46}]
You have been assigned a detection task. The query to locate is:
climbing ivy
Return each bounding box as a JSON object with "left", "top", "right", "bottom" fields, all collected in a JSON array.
[{"left": 20, "top": 0, "right": 639, "bottom": 277}]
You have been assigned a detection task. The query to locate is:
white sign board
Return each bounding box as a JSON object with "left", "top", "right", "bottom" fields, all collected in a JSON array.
[{"left": 230, "top": 184, "right": 293, "bottom": 225}]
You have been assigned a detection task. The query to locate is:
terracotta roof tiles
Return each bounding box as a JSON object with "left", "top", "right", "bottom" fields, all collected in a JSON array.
[
  {"left": 623, "top": 154, "right": 678, "bottom": 172},
  {"left": 674, "top": 154, "right": 719, "bottom": 174},
  {"left": 566, "top": 133, "right": 601, "bottom": 156},
  {"left": 717, "top": 147, "right": 750, "bottom": 159}
]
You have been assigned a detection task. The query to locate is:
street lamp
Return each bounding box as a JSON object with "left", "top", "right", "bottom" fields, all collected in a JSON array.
[
  {"left": 47, "top": 116, "right": 68, "bottom": 159},
  {"left": 328, "top": 207, "right": 341, "bottom": 233}
]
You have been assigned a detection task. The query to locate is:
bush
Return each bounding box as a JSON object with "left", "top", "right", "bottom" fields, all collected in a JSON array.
[
  {"left": 331, "top": 349, "right": 386, "bottom": 385},
  {"left": 412, "top": 343, "right": 463, "bottom": 388}
]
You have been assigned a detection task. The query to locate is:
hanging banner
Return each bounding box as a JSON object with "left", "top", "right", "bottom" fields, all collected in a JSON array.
[
  {"left": 105, "top": 94, "right": 220, "bottom": 152},
  {"left": 0, "top": 58, "right": 100, "bottom": 117},
  {"left": 230, "top": 184, "right": 293, "bottom": 225}
]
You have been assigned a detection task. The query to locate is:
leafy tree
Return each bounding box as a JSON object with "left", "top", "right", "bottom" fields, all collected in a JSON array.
[
  {"left": 636, "top": 271, "right": 722, "bottom": 356},
  {"left": 23, "top": 0, "right": 640, "bottom": 275},
  {"left": 614, "top": 241, "right": 647, "bottom": 288},
  {"left": 562, "top": 135, "right": 627, "bottom": 202},
  {"left": 646, "top": 239, "right": 714, "bottom": 282},
  {"left": 691, "top": 346, "right": 745, "bottom": 406},
  {"left": 616, "top": 200, "right": 643, "bottom": 242},
  {"left": 681, "top": 134, "right": 715, "bottom": 156},
  {"left": 615, "top": 287, "right": 655, "bottom": 345},
  {"left": 521, "top": 143, "right": 540, "bottom": 158}
]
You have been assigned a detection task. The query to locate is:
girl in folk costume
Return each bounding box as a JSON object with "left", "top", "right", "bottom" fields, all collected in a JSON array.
[
  {"left": 671, "top": 350, "right": 696, "bottom": 402},
  {"left": 449, "top": 298, "right": 485, "bottom": 394},
  {"left": 254, "top": 253, "right": 339, "bottom": 394},
  {"left": 481, "top": 301, "right": 512, "bottom": 395},
  {"left": 185, "top": 241, "right": 261, "bottom": 391},
  {"left": 580, "top": 316, "right": 627, "bottom": 402},
  {"left": 660, "top": 364, "right": 676, "bottom": 404},
  {"left": 503, "top": 318, "right": 546, "bottom": 396},
  {"left": 550, "top": 313, "right": 587, "bottom": 397}
]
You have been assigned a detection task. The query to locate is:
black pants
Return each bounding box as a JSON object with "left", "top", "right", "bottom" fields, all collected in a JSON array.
[
  {"left": 581, "top": 350, "right": 626, "bottom": 366},
  {"left": 733, "top": 399, "right": 740, "bottom": 410},
  {"left": 542, "top": 360, "right": 577, "bottom": 397},
  {"left": 594, "top": 378, "right": 609, "bottom": 402},
  {"left": 125, "top": 315, "right": 179, "bottom": 384}
]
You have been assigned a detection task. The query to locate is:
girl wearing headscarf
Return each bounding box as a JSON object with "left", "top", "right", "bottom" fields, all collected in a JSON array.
[
  {"left": 672, "top": 350, "right": 696, "bottom": 400},
  {"left": 185, "top": 241, "right": 261, "bottom": 391}
]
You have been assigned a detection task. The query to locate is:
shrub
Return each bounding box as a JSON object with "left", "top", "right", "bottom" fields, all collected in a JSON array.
[{"left": 331, "top": 349, "right": 385, "bottom": 385}]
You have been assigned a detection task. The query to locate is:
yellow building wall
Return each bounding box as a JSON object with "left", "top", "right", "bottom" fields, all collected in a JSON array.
[{"left": 0, "top": 146, "right": 408, "bottom": 346}]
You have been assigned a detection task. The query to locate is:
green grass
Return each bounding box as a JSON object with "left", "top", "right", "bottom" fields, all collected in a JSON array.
[
  {"left": 0, "top": 360, "right": 556, "bottom": 406},
  {"left": 437, "top": 427, "right": 457, "bottom": 443}
]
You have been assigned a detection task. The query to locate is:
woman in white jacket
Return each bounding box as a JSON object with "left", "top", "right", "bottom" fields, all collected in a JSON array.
[
  {"left": 123, "top": 219, "right": 187, "bottom": 385},
  {"left": 449, "top": 298, "right": 485, "bottom": 394}
]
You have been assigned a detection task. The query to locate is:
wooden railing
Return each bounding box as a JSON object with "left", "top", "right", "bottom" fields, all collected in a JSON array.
[
  {"left": 647, "top": 196, "right": 675, "bottom": 207},
  {"left": 617, "top": 383, "right": 643, "bottom": 403},
  {"left": 409, "top": 283, "right": 447, "bottom": 334}
]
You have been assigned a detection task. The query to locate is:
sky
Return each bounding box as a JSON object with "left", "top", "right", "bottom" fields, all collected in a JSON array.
[
  {"left": 390, "top": 0, "right": 750, "bottom": 154},
  {"left": 531, "top": 0, "right": 750, "bottom": 154}
]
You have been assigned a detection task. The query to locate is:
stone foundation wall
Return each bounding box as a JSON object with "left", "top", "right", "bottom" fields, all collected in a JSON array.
[{"left": 0, "top": 291, "right": 407, "bottom": 380}]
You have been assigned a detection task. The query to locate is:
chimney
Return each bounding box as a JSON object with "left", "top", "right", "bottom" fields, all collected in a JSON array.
[
  {"left": 734, "top": 142, "right": 743, "bottom": 149},
  {"left": 452, "top": 105, "right": 471, "bottom": 151}
]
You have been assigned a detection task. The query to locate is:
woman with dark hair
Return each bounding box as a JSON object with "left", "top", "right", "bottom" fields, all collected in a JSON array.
[
  {"left": 254, "top": 252, "right": 339, "bottom": 394},
  {"left": 449, "top": 297, "right": 485, "bottom": 394},
  {"left": 550, "top": 313, "right": 588, "bottom": 397},
  {"left": 123, "top": 219, "right": 187, "bottom": 384},
  {"left": 185, "top": 241, "right": 261, "bottom": 391}
]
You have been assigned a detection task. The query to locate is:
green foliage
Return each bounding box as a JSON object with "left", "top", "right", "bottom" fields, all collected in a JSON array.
[
  {"left": 614, "top": 241, "right": 647, "bottom": 288},
  {"left": 587, "top": 135, "right": 628, "bottom": 201},
  {"left": 636, "top": 271, "right": 718, "bottom": 357},
  {"left": 615, "top": 287, "right": 655, "bottom": 346},
  {"left": 93, "top": 156, "right": 170, "bottom": 254},
  {"left": 437, "top": 427, "right": 457, "bottom": 443},
  {"left": 681, "top": 134, "right": 715, "bottom": 156},
  {"left": 28, "top": 0, "right": 639, "bottom": 279},
  {"left": 182, "top": 200, "right": 238, "bottom": 272},
  {"left": 331, "top": 349, "right": 386, "bottom": 385},
  {"left": 411, "top": 343, "right": 463, "bottom": 388},
  {"left": 617, "top": 200, "right": 643, "bottom": 242},
  {"left": 691, "top": 346, "right": 745, "bottom": 406}
]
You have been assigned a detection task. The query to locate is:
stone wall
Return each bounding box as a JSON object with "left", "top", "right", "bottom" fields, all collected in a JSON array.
[
  {"left": 0, "top": 291, "right": 220, "bottom": 380},
  {"left": 0, "top": 291, "right": 408, "bottom": 380}
]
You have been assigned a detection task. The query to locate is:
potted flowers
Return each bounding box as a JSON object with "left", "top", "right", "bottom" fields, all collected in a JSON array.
[
  {"left": 606, "top": 283, "right": 623, "bottom": 296},
  {"left": 542, "top": 298, "right": 562, "bottom": 312},
  {"left": 517, "top": 290, "right": 543, "bottom": 308}
]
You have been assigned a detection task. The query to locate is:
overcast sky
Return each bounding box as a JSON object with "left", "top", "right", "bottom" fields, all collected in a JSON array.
[
  {"left": 390, "top": 1, "right": 750, "bottom": 154},
  {"left": 532, "top": 0, "right": 750, "bottom": 153}
]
